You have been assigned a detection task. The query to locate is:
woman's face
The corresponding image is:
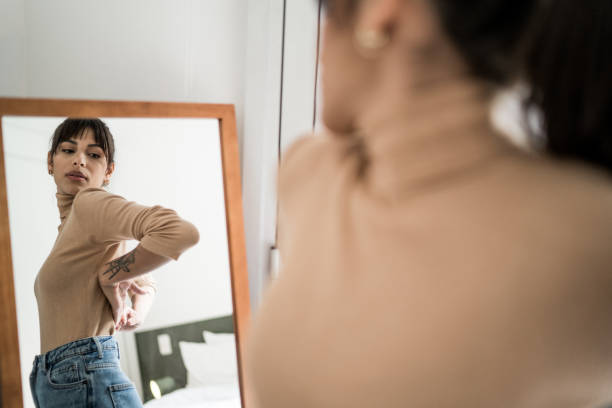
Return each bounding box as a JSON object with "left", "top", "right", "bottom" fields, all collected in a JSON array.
[{"left": 47, "top": 128, "right": 113, "bottom": 195}]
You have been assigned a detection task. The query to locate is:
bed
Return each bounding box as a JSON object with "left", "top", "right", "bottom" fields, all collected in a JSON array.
[{"left": 134, "top": 315, "right": 241, "bottom": 408}]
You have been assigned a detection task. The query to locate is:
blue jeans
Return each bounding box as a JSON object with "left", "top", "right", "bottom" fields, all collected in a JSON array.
[{"left": 29, "top": 336, "right": 143, "bottom": 408}]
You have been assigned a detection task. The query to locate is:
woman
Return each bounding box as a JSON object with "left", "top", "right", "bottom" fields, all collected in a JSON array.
[
  {"left": 247, "top": 1, "right": 612, "bottom": 407},
  {"left": 30, "top": 118, "right": 199, "bottom": 407}
]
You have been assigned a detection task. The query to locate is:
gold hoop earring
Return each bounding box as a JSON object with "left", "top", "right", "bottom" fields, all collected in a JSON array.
[{"left": 354, "top": 29, "right": 390, "bottom": 58}]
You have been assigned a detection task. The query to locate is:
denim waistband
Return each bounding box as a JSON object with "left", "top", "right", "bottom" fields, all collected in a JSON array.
[{"left": 33, "top": 336, "right": 117, "bottom": 371}]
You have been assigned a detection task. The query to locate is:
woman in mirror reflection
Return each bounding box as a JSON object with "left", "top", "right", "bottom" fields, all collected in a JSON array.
[
  {"left": 29, "top": 118, "right": 200, "bottom": 407},
  {"left": 247, "top": 0, "right": 612, "bottom": 407}
]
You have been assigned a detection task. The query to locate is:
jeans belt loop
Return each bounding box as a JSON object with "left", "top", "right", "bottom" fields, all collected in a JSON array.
[{"left": 93, "top": 337, "right": 103, "bottom": 359}]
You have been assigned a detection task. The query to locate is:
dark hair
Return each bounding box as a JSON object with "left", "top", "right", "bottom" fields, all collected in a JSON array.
[
  {"left": 320, "top": 0, "right": 612, "bottom": 172},
  {"left": 49, "top": 118, "right": 115, "bottom": 166},
  {"left": 430, "top": 1, "right": 536, "bottom": 84},
  {"left": 523, "top": 1, "right": 612, "bottom": 172}
]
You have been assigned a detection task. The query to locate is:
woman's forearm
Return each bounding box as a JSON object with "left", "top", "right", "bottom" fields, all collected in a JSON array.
[
  {"left": 100, "top": 244, "right": 170, "bottom": 285},
  {"left": 131, "top": 290, "right": 155, "bottom": 319}
]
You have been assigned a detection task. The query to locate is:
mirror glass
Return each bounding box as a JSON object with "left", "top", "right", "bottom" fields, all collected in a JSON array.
[{"left": 2, "top": 116, "right": 240, "bottom": 407}]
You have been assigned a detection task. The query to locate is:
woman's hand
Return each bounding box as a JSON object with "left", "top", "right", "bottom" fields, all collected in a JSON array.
[
  {"left": 98, "top": 245, "right": 165, "bottom": 330},
  {"left": 116, "top": 306, "right": 143, "bottom": 331},
  {"left": 97, "top": 272, "right": 148, "bottom": 330}
]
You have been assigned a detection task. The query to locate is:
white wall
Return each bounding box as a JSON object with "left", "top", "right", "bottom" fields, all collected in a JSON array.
[
  {"left": 16, "top": 1, "right": 245, "bottom": 124},
  {"left": 241, "top": 0, "right": 284, "bottom": 306},
  {"left": 0, "top": 0, "right": 27, "bottom": 95},
  {"left": 279, "top": 0, "right": 321, "bottom": 153},
  {"left": 2, "top": 0, "right": 247, "bottom": 139}
]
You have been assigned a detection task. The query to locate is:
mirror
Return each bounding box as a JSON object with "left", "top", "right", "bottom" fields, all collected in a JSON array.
[{"left": 0, "top": 98, "right": 250, "bottom": 408}]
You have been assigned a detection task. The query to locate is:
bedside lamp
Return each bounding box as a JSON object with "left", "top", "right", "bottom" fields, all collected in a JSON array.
[{"left": 150, "top": 376, "right": 176, "bottom": 399}]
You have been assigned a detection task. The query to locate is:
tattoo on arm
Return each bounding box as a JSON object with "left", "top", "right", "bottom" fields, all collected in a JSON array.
[{"left": 103, "top": 250, "right": 136, "bottom": 280}]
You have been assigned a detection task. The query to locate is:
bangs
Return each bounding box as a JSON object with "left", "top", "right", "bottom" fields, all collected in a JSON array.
[{"left": 50, "top": 118, "right": 115, "bottom": 164}]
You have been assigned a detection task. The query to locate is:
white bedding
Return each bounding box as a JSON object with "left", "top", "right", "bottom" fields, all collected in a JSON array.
[
  {"left": 143, "top": 384, "right": 241, "bottom": 408},
  {"left": 145, "top": 333, "right": 240, "bottom": 407}
]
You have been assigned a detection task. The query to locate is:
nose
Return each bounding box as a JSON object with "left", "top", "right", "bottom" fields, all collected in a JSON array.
[{"left": 73, "top": 153, "right": 86, "bottom": 167}]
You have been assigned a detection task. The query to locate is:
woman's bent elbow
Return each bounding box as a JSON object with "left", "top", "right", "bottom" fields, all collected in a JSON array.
[{"left": 182, "top": 221, "right": 200, "bottom": 248}]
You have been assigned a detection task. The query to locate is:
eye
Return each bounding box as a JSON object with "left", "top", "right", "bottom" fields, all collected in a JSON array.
[
  {"left": 89, "top": 153, "right": 101, "bottom": 159},
  {"left": 61, "top": 148, "right": 74, "bottom": 154}
]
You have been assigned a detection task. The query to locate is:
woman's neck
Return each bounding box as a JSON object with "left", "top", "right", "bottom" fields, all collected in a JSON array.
[
  {"left": 357, "top": 62, "right": 496, "bottom": 145},
  {"left": 353, "top": 68, "right": 513, "bottom": 199}
]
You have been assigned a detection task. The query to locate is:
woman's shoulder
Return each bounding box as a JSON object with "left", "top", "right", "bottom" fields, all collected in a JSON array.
[
  {"left": 71, "top": 187, "right": 130, "bottom": 220},
  {"left": 74, "top": 186, "right": 116, "bottom": 201},
  {"left": 279, "top": 131, "right": 358, "bottom": 196},
  {"left": 512, "top": 154, "right": 612, "bottom": 209},
  {"left": 494, "top": 153, "right": 612, "bottom": 244},
  {"left": 280, "top": 132, "right": 339, "bottom": 172}
]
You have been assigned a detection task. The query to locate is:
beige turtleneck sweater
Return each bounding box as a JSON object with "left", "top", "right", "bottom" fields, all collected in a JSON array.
[
  {"left": 247, "top": 127, "right": 612, "bottom": 407},
  {"left": 35, "top": 187, "right": 199, "bottom": 354}
]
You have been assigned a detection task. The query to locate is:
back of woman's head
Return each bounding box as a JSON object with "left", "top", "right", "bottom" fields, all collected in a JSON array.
[
  {"left": 322, "top": 0, "right": 612, "bottom": 173},
  {"left": 523, "top": 1, "right": 612, "bottom": 172},
  {"left": 433, "top": 0, "right": 612, "bottom": 172},
  {"left": 50, "top": 118, "right": 115, "bottom": 166}
]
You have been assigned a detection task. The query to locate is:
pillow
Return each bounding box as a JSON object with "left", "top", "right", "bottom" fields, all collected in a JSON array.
[
  {"left": 185, "top": 370, "right": 206, "bottom": 388},
  {"left": 202, "top": 331, "right": 235, "bottom": 345},
  {"left": 178, "top": 341, "right": 238, "bottom": 388}
]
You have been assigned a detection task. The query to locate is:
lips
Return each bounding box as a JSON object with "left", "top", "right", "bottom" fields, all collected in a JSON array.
[{"left": 66, "top": 171, "right": 87, "bottom": 181}]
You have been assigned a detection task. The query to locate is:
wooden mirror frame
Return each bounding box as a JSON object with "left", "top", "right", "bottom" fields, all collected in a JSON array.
[{"left": 0, "top": 98, "right": 250, "bottom": 408}]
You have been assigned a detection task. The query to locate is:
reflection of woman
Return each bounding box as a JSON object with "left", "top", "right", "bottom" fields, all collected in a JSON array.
[
  {"left": 248, "top": 1, "right": 612, "bottom": 407},
  {"left": 30, "top": 119, "right": 199, "bottom": 407}
]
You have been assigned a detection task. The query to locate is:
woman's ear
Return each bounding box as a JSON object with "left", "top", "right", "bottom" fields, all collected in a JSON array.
[
  {"left": 354, "top": 0, "right": 438, "bottom": 54},
  {"left": 104, "top": 162, "right": 115, "bottom": 183},
  {"left": 47, "top": 151, "right": 53, "bottom": 175},
  {"left": 354, "top": 0, "right": 401, "bottom": 38},
  {"left": 352, "top": 0, "right": 400, "bottom": 58}
]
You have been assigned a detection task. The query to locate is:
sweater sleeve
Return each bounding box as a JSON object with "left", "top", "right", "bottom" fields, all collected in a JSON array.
[{"left": 72, "top": 187, "right": 200, "bottom": 261}]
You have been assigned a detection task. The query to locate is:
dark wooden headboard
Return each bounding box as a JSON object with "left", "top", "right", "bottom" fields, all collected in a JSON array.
[{"left": 134, "top": 315, "right": 234, "bottom": 402}]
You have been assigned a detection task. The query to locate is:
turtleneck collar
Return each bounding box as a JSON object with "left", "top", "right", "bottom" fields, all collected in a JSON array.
[
  {"left": 56, "top": 192, "right": 75, "bottom": 227},
  {"left": 343, "top": 80, "right": 518, "bottom": 201}
]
